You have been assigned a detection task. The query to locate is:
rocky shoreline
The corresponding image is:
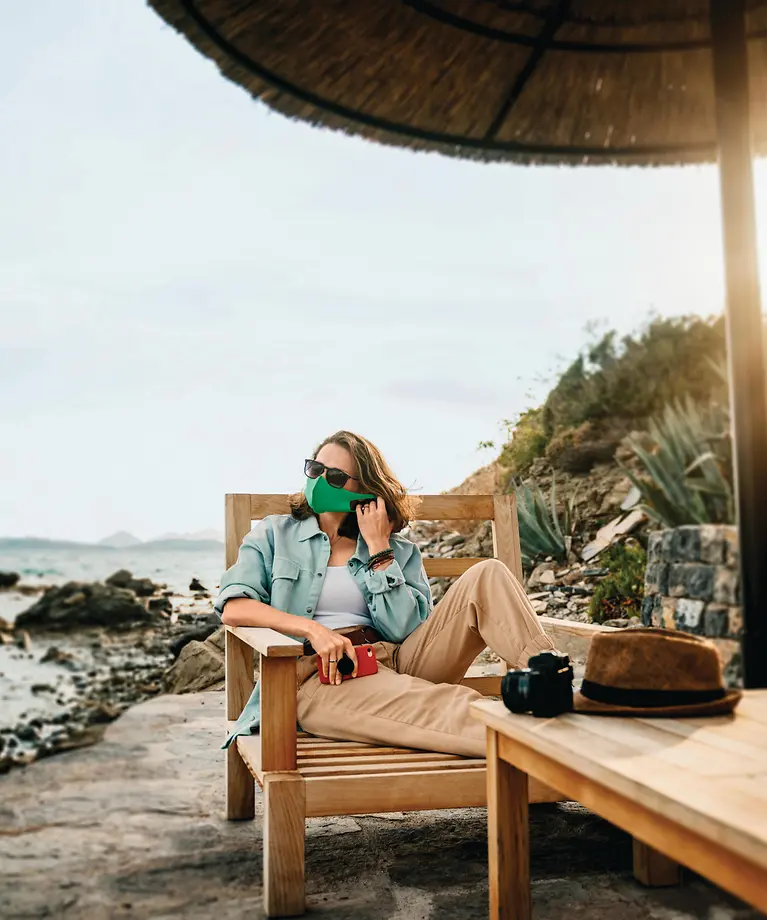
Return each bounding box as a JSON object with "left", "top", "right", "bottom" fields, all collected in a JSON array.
[
  {"left": 2, "top": 519, "right": 631, "bottom": 775},
  {"left": 405, "top": 521, "right": 640, "bottom": 629},
  {"left": 0, "top": 570, "right": 224, "bottom": 774}
]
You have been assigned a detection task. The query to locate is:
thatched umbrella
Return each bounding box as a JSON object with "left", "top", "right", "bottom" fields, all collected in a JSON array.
[{"left": 148, "top": 0, "right": 767, "bottom": 687}]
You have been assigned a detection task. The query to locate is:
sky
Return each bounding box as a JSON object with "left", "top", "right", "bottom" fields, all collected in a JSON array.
[{"left": 1, "top": 1, "right": 761, "bottom": 543}]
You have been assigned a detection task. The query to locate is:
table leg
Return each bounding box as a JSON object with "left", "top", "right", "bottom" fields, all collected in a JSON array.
[
  {"left": 487, "top": 728, "right": 531, "bottom": 920},
  {"left": 633, "top": 839, "right": 681, "bottom": 887}
]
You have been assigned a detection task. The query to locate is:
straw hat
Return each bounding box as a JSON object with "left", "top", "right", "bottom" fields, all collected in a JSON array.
[
  {"left": 147, "top": 1, "right": 767, "bottom": 166},
  {"left": 574, "top": 627, "right": 742, "bottom": 717}
]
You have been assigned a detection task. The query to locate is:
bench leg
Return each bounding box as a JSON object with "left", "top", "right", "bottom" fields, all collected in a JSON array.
[
  {"left": 633, "top": 839, "right": 681, "bottom": 887},
  {"left": 226, "top": 631, "right": 256, "bottom": 820},
  {"left": 226, "top": 743, "right": 255, "bottom": 820},
  {"left": 264, "top": 774, "right": 305, "bottom": 918},
  {"left": 487, "top": 728, "right": 531, "bottom": 920}
]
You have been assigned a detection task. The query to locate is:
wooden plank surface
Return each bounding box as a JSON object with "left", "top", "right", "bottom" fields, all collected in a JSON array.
[
  {"left": 225, "top": 493, "right": 253, "bottom": 568},
  {"left": 492, "top": 493, "right": 523, "bottom": 582},
  {"left": 226, "top": 625, "right": 303, "bottom": 658},
  {"left": 260, "top": 657, "right": 298, "bottom": 772},
  {"left": 249, "top": 492, "right": 496, "bottom": 522},
  {"left": 493, "top": 730, "right": 767, "bottom": 915},
  {"left": 299, "top": 759, "right": 486, "bottom": 777},
  {"left": 487, "top": 729, "right": 530, "bottom": 920},
  {"left": 472, "top": 695, "right": 767, "bottom": 872},
  {"left": 225, "top": 630, "right": 256, "bottom": 820},
  {"left": 423, "top": 556, "right": 486, "bottom": 577},
  {"left": 297, "top": 751, "right": 467, "bottom": 768},
  {"left": 263, "top": 774, "right": 305, "bottom": 917}
]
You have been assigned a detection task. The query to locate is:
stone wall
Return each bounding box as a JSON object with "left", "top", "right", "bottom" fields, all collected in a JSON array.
[{"left": 642, "top": 525, "right": 742, "bottom": 685}]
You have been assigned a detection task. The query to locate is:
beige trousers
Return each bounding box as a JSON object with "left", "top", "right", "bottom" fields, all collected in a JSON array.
[{"left": 296, "top": 559, "right": 556, "bottom": 758}]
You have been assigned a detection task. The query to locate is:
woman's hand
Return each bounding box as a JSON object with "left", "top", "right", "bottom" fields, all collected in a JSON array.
[
  {"left": 306, "top": 622, "right": 358, "bottom": 685},
  {"left": 356, "top": 497, "right": 393, "bottom": 554}
]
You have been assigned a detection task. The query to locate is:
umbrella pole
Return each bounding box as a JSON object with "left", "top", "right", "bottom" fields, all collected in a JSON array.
[{"left": 710, "top": 0, "right": 767, "bottom": 688}]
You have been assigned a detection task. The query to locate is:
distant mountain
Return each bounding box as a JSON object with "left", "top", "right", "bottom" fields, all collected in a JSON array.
[
  {"left": 98, "top": 531, "right": 142, "bottom": 548},
  {"left": 0, "top": 537, "right": 101, "bottom": 551},
  {"left": 132, "top": 538, "right": 223, "bottom": 552},
  {"left": 0, "top": 535, "right": 223, "bottom": 552},
  {"left": 153, "top": 529, "right": 224, "bottom": 543}
]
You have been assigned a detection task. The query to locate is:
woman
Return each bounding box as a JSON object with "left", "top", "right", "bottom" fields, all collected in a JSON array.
[{"left": 217, "top": 430, "right": 555, "bottom": 758}]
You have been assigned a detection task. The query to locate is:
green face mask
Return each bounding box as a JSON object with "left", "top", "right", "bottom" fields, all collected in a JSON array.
[{"left": 304, "top": 474, "right": 376, "bottom": 514}]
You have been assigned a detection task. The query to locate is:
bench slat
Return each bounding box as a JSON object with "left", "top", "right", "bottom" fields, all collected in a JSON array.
[
  {"left": 299, "top": 759, "right": 486, "bottom": 777},
  {"left": 423, "top": 557, "right": 486, "bottom": 577},
  {"left": 249, "top": 493, "right": 495, "bottom": 521},
  {"left": 298, "top": 752, "right": 467, "bottom": 768},
  {"left": 304, "top": 768, "right": 559, "bottom": 817}
]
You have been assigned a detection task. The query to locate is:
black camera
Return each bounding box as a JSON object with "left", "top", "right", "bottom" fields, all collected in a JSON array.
[{"left": 501, "top": 652, "right": 574, "bottom": 718}]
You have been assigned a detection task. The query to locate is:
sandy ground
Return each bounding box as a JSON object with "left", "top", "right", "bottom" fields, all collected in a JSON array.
[{"left": 0, "top": 692, "right": 762, "bottom": 920}]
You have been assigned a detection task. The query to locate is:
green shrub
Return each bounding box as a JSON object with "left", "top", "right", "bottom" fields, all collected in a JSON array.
[
  {"left": 512, "top": 476, "right": 578, "bottom": 567},
  {"left": 499, "top": 408, "right": 547, "bottom": 474},
  {"left": 541, "top": 316, "right": 726, "bottom": 437},
  {"left": 623, "top": 398, "right": 733, "bottom": 527},
  {"left": 589, "top": 542, "right": 647, "bottom": 623},
  {"left": 544, "top": 421, "right": 619, "bottom": 473}
]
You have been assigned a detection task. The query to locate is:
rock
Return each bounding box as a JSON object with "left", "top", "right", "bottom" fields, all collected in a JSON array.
[
  {"left": 667, "top": 564, "right": 715, "bottom": 600},
  {"left": 167, "top": 623, "right": 220, "bottom": 658},
  {"left": 442, "top": 534, "right": 466, "bottom": 548},
  {"left": 602, "top": 618, "right": 631, "bottom": 629},
  {"left": 16, "top": 582, "right": 162, "bottom": 632},
  {"left": 147, "top": 596, "right": 172, "bottom": 615},
  {"left": 714, "top": 567, "right": 740, "bottom": 606},
  {"left": 671, "top": 526, "right": 702, "bottom": 563},
  {"left": 0, "top": 571, "right": 20, "bottom": 589},
  {"left": 105, "top": 570, "right": 161, "bottom": 597},
  {"left": 643, "top": 562, "right": 669, "bottom": 597},
  {"left": 41, "top": 646, "right": 77, "bottom": 666},
  {"left": 699, "top": 525, "right": 726, "bottom": 565},
  {"left": 675, "top": 598, "right": 705, "bottom": 633},
  {"left": 206, "top": 626, "right": 225, "bottom": 653},
  {"left": 703, "top": 604, "right": 729, "bottom": 639},
  {"left": 164, "top": 639, "right": 225, "bottom": 693},
  {"left": 104, "top": 569, "right": 133, "bottom": 588},
  {"left": 728, "top": 606, "right": 743, "bottom": 639},
  {"left": 189, "top": 578, "right": 207, "bottom": 593},
  {"left": 528, "top": 562, "right": 557, "bottom": 589},
  {"left": 14, "top": 630, "right": 32, "bottom": 651}
]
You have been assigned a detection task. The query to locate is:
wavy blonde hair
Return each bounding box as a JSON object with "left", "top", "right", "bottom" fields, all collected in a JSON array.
[{"left": 290, "top": 430, "right": 418, "bottom": 536}]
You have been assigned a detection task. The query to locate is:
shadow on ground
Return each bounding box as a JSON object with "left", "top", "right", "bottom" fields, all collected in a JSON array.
[{"left": 0, "top": 693, "right": 762, "bottom": 919}]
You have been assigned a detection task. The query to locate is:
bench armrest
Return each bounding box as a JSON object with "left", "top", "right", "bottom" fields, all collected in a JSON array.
[{"left": 225, "top": 625, "right": 304, "bottom": 658}]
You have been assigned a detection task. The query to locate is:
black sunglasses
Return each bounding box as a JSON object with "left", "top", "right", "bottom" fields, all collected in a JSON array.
[{"left": 304, "top": 459, "right": 359, "bottom": 490}]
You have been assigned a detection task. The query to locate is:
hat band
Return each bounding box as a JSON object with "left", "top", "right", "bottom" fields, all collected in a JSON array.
[{"left": 580, "top": 679, "right": 726, "bottom": 709}]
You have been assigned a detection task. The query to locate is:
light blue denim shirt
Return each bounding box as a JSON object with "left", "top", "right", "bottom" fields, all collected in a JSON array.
[{"left": 216, "top": 513, "right": 432, "bottom": 746}]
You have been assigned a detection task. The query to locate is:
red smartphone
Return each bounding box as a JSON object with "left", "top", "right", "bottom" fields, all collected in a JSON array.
[{"left": 318, "top": 644, "right": 378, "bottom": 683}]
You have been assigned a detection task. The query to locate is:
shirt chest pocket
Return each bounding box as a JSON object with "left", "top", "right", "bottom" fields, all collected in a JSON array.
[{"left": 270, "top": 557, "right": 302, "bottom": 612}]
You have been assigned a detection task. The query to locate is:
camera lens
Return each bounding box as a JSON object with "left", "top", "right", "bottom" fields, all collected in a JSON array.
[{"left": 501, "top": 669, "right": 533, "bottom": 713}]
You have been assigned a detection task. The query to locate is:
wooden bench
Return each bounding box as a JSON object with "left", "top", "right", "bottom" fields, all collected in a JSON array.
[
  {"left": 223, "top": 492, "right": 603, "bottom": 917},
  {"left": 472, "top": 691, "right": 767, "bottom": 918}
]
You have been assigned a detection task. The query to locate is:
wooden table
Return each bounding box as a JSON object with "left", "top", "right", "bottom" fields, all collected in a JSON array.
[{"left": 471, "top": 691, "right": 767, "bottom": 919}]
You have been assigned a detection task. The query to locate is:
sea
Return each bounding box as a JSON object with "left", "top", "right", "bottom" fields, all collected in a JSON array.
[
  {"left": 0, "top": 544, "right": 225, "bottom": 624},
  {"left": 0, "top": 544, "right": 226, "bottom": 748}
]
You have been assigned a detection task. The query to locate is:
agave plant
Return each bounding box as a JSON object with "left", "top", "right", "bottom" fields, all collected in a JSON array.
[
  {"left": 512, "top": 476, "right": 578, "bottom": 566},
  {"left": 622, "top": 397, "right": 733, "bottom": 527}
]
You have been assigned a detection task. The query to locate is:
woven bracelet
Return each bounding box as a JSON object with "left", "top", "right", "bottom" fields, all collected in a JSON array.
[{"left": 367, "top": 549, "right": 394, "bottom": 571}]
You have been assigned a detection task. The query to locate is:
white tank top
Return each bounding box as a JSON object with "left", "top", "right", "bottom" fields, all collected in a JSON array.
[{"left": 313, "top": 565, "right": 374, "bottom": 630}]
